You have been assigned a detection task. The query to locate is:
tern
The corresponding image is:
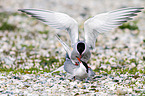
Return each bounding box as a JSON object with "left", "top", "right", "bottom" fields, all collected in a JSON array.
[
  {"left": 18, "top": 7, "right": 143, "bottom": 79},
  {"left": 64, "top": 54, "right": 95, "bottom": 80},
  {"left": 56, "top": 35, "right": 95, "bottom": 80}
]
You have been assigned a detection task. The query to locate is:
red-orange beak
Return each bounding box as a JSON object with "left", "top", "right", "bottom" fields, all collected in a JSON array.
[{"left": 76, "top": 56, "right": 81, "bottom": 63}]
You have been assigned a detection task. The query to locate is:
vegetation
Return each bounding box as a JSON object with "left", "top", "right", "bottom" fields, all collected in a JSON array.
[{"left": 119, "top": 20, "right": 139, "bottom": 30}]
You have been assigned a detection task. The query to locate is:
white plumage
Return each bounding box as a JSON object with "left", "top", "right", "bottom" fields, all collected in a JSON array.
[
  {"left": 84, "top": 7, "right": 144, "bottom": 49},
  {"left": 18, "top": 9, "right": 78, "bottom": 47},
  {"left": 19, "top": 7, "right": 143, "bottom": 80},
  {"left": 18, "top": 7, "right": 143, "bottom": 49}
]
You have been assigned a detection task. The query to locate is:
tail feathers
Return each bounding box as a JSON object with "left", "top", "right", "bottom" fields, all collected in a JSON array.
[
  {"left": 56, "top": 34, "right": 76, "bottom": 64},
  {"left": 65, "top": 53, "right": 70, "bottom": 59},
  {"left": 55, "top": 34, "right": 71, "bottom": 57}
]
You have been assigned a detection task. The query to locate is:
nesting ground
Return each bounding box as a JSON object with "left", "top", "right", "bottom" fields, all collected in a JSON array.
[{"left": 0, "top": 0, "right": 145, "bottom": 95}]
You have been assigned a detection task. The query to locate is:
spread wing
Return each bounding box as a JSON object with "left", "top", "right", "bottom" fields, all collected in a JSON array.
[
  {"left": 18, "top": 9, "right": 79, "bottom": 46},
  {"left": 84, "top": 7, "right": 144, "bottom": 49}
]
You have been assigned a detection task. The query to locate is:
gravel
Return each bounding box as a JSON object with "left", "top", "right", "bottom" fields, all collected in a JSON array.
[{"left": 0, "top": 0, "right": 145, "bottom": 95}]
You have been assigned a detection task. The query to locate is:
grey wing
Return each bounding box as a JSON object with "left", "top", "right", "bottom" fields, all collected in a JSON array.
[
  {"left": 84, "top": 7, "right": 144, "bottom": 49},
  {"left": 18, "top": 9, "right": 79, "bottom": 46},
  {"left": 64, "top": 59, "right": 78, "bottom": 75},
  {"left": 88, "top": 68, "right": 96, "bottom": 77},
  {"left": 50, "top": 65, "right": 65, "bottom": 73}
]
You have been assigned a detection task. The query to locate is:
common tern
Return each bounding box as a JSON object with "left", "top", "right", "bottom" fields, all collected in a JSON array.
[
  {"left": 18, "top": 7, "right": 144, "bottom": 79},
  {"left": 56, "top": 35, "right": 95, "bottom": 80}
]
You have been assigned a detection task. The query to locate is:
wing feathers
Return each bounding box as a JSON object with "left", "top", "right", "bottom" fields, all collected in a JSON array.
[
  {"left": 84, "top": 7, "right": 144, "bottom": 49},
  {"left": 19, "top": 7, "right": 144, "bottom": 49},
  {"left": 18, "top": 9, "right": 78, "bottom": 46}
]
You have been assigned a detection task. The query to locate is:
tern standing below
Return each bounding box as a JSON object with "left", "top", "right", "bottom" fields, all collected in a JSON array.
[{"left": 19, "top": 7, "right": 144, "bottom": 80}]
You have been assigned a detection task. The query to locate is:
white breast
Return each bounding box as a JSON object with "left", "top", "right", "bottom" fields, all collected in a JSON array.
[{"left": 74, "top": 63, "right": 88, "bottom": 79}]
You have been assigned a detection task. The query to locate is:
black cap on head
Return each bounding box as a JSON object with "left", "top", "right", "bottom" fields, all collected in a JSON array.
[{"left": 77, "top": 42, "right": 85, "bottom": 55}]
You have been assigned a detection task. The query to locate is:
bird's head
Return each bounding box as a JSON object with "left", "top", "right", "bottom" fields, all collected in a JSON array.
[{"left": 77, "top": 41, "right": 85, "bottom": 58}]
